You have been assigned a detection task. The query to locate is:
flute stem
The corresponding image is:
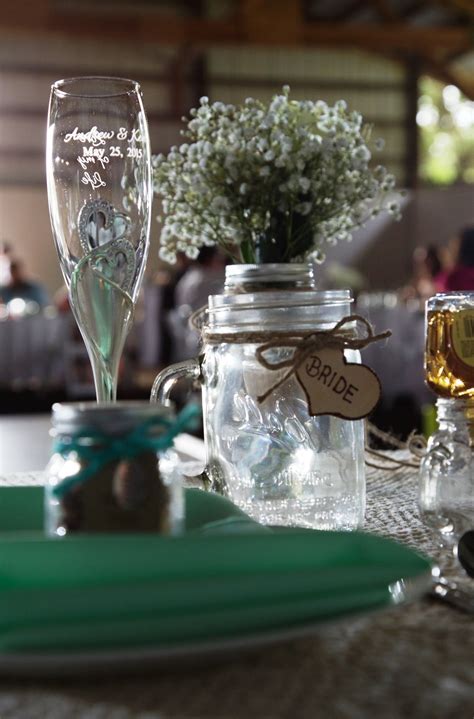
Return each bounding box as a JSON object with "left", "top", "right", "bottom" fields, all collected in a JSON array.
[{"left": 91, "top": 359, "right": 117, "bottom": 402}]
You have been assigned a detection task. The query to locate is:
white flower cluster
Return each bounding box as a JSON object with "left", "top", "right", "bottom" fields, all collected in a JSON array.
[{"left": 153, "top": 87, "right": 401, "bottom": 264}]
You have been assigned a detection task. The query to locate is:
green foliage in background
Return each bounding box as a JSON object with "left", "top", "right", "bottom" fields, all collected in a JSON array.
[{"left": 418, "top": 77, "right": 474, "bottom": 186}]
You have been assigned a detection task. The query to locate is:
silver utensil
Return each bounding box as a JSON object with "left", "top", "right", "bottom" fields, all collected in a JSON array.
[
  {"left": 457, "top": 529, "right": 474, "bottom": 578},
  {"left": 431, "top": 531, "right": 474, "bottom": 613},
  {"left": 432, "top": 575, "right": 474, "bottom": 613}
]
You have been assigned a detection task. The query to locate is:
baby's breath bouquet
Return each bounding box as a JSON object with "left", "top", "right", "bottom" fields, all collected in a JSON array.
[{"left": 153, "top": 86, "right": 401, "bottom": 265}]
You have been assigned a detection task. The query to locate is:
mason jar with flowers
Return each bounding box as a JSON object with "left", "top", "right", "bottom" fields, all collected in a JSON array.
[{"left": 152, "top": 87, "right": 400, "bottom": 531}]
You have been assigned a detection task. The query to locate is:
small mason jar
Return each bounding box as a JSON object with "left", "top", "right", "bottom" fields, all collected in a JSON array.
[
  {"left": 152, "top": 264, "right": 365, "bottom": 531},
  {"left": 419, "top": 398, "right": 474, "bottom": 543},
  {"left": 45, "top": 401, "right": 184, "bottom": 536},
  {"left": 420, "top": 292, "right": 474, "bottom": 543}
]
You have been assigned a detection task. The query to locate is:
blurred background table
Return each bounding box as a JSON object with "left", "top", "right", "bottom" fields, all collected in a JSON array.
[
  {"left": 0, "top": 311, "right": 68, "bottom": 390},
  {"left": 355, "top": 294, "right": 434, "bottom": 438},
  {"left": 357, "top": 294, "right": 430, "bottom": 407},
  {"left": 0, "top": 307, "right": 151, "bottom": 410}
]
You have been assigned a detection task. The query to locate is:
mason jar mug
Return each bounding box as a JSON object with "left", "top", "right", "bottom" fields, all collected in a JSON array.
[{"left": 152, "top": 264, "right": 366, "bottom": 531}]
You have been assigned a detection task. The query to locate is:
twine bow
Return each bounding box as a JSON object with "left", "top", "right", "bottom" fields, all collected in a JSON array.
[
  {"left": 51, "top": 403, "right": 201, "bottom": 499},
  {"left": 255, "top": 314, "right": 391, "bottom": 403}
]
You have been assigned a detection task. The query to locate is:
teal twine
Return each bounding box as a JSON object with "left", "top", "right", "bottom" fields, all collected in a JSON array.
[{"left": 51, "top": 403, "right": 201, "bottom": 500}]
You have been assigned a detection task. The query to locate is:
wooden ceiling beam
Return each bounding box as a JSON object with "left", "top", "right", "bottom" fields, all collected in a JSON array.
[
  {"left": 302, "top": 22, "right": 470, "bottom": 53},
  {"left": 420, "top": 54, "right": 474, "bottom": 98},
  {"left": 376, "top": 41, "right": 474, "bottom": 99},
  {"left": 0, "top": 60, "right": 178, "bottom": 83},
  {"left": 398, "top": 1, "right": 429, "bottom": 19},
  {"left": 166, "top": 44, "right": 199, "bottom": 116},
  {"left": 436, "top": 0, "right": 474, "bottom": 18},
  {"left": 241, "top": 0, "right": 304, "bottom": 44},
  {"left": 0, "top": 19, "right": 469, "bottom": 54},
  {"left": 368, "top": 0, "right": 398, "bottom": 22},
  {"left": 0, "top": 6, "right": 470, "bottom": 55},
  {"left": 331, "top": 0, "right": 369, "bottom": 22}
]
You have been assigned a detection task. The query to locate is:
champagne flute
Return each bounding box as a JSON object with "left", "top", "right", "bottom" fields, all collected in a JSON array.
[{"left": 46, "top": 76, "right": 152, "bottom": 401}]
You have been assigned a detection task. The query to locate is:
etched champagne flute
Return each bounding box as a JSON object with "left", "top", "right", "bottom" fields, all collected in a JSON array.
[{"left": 46, "top": 76, "right": 152, "bottom": 401}]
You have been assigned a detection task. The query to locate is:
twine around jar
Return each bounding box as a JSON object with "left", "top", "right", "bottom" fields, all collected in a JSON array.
[
  {"left": 194, "top": 306, "right": 427, "bottom": 471},
  {"left": 365, "top": 421, "right": 427, "bottom": 470},
  {"left": 51, "top": 403, "right": 201, "bottom": 499},
  {"left": 253, "top": 315, "right": 390, "bottom": 403},
  {"left": 201, "top": 314, "right": 390, "bottom": 404}
]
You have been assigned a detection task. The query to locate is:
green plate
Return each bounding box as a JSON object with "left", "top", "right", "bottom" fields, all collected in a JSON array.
[{"left": 0, "top": 486, "right": 432, "bottom": 661}]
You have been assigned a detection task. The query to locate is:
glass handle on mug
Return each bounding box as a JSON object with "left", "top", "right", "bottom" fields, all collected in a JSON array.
[
  {"left": 150, "top": 359, "right": 202, "bottom": 406},
  {"left": 150, "top": 359, "right": 210, "bottom": 491}
]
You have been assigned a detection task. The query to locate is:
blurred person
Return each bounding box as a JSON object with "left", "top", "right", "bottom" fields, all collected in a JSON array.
[
  {"left": 175, "top": 246, "right": 226, "bottom": 311},
  {"left": 159, "top": 251, "right": 193, "bottom": 311},
  {"left": 0, "top": 259, "right": 49, "bottom": 308},
  {"left": 0, "top": 240, "right": 12, "bottom": 285},
  {"left": 399, "top": 244, "right": 442, "bottom": 301},
  {"left": 437, "top": 235, "right": 458, "bottom": 277},
  {"left": 167, "top": 247, "right": 226, "bottom": 363},
  {"left": 155, "top": 252, "right": 193, "bottom": 365},
  {"left": 54, "top": 284, "right": 71, "bottom": 313},
  {"left": 436, "top": 226, "right": 474, "bottom": 292}
]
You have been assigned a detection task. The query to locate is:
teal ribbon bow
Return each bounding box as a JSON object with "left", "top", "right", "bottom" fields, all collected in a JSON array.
[{"left": 51, "top": 403, "right": 201, "bottom": 499}]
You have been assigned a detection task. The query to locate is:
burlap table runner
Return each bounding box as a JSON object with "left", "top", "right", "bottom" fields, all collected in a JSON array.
[{"left": 0, "top": 460, "right": 473, "bottom": 719}]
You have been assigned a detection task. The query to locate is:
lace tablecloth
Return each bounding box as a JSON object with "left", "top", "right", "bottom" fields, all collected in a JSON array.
[{"left": 0, "top": 463, "right": 473, "bottom": 719}]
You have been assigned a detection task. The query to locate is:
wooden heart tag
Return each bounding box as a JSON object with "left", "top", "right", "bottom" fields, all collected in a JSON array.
[{"left": 295, "top": 347, "right": 381, "bottom": 419}]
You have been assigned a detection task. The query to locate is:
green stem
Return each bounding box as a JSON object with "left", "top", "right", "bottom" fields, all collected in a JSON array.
[
  {"left": 240, "top": 238, "right": 255, "bottom": 264},
  {"left": 284, "top": 207, "right": 295, "bottom": 262}
]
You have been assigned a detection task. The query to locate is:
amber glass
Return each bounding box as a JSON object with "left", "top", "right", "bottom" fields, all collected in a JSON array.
[{"left": 425, "top": 293, "right": 474, "bottom": 398}]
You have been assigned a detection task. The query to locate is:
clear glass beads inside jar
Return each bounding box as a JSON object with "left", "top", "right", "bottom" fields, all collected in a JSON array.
[
  {"left": 45, "top": 401, "right": 184, "bottom": 536},
  {"left": 152, "top": 264, "right": 365, "bottom": 531}
]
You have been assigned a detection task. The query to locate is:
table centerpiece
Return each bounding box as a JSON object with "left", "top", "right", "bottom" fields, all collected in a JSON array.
[{"left": 152, "top": 86, "right": 401, "bottom": 530}]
